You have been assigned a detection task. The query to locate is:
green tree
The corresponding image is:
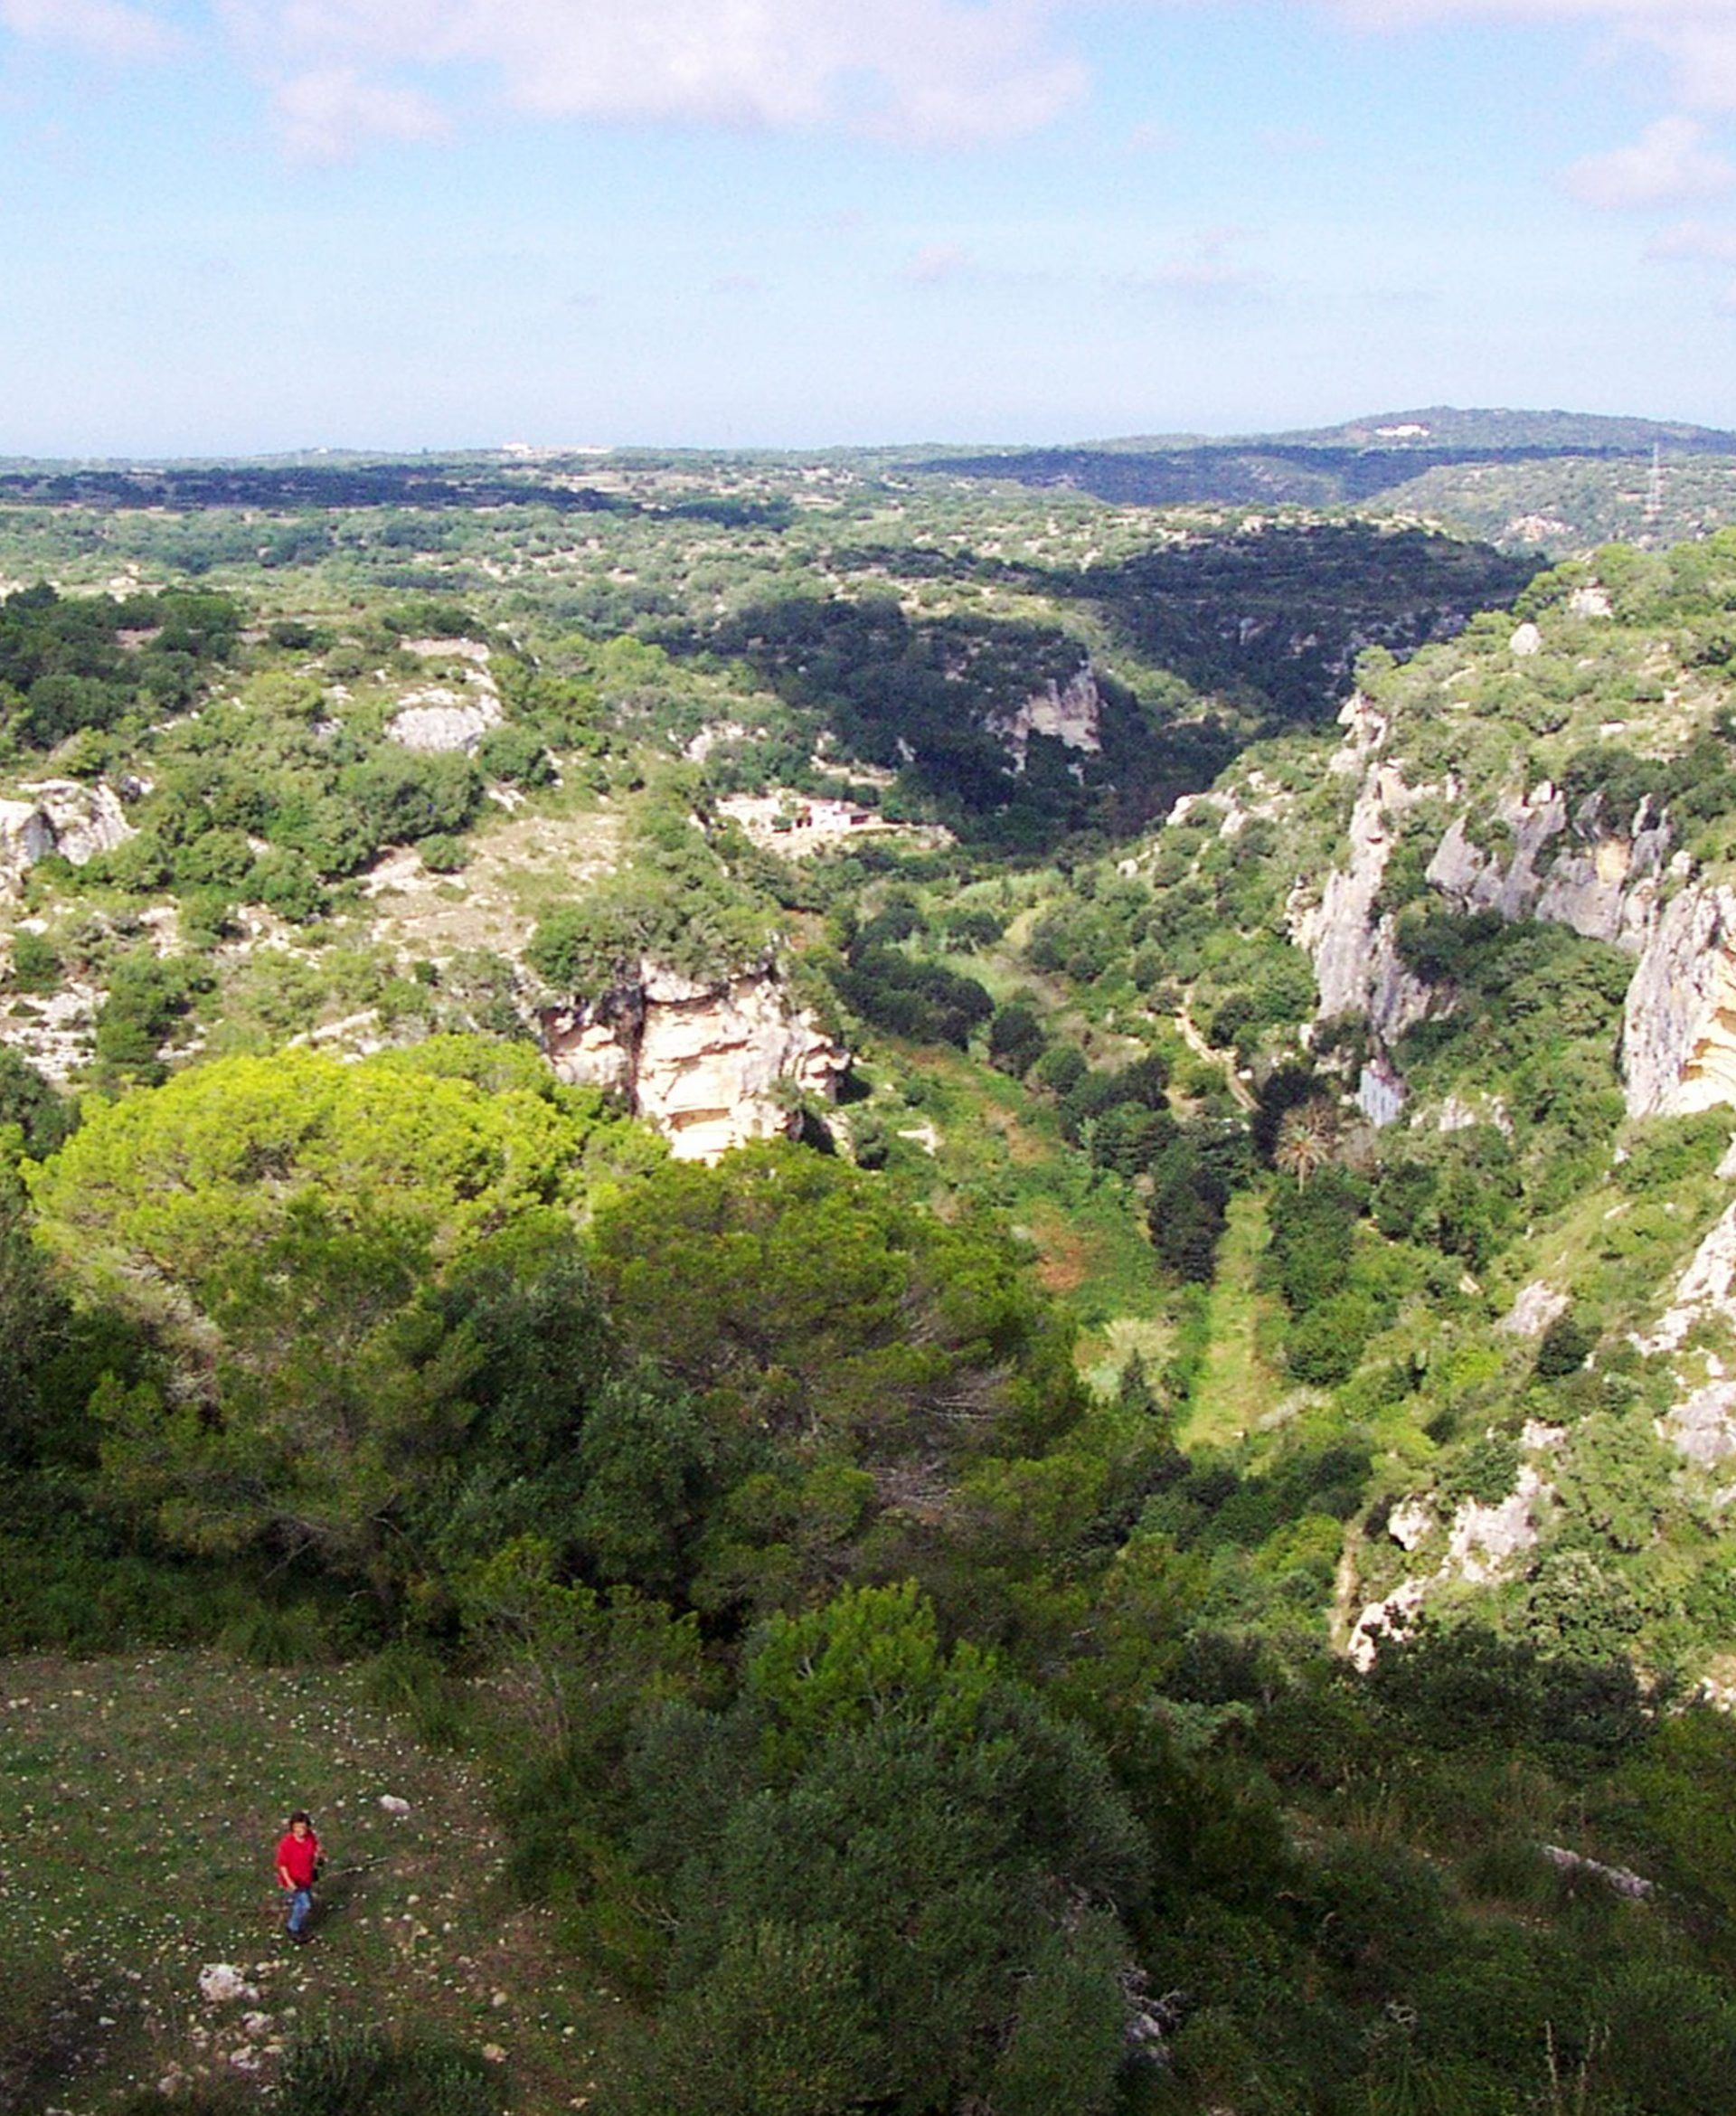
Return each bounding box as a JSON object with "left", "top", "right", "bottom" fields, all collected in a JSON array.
[{"left": 590, "top": 1144, "right": 1084, "bottom": 1466}]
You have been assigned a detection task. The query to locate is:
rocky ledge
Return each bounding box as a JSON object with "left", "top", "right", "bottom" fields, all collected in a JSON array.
[{"left": 542, "top": 959, "right": 848, "bottom": 1162}]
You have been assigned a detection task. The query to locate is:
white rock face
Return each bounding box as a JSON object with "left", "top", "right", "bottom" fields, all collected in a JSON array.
[
  {"left": 0, "top": 798, "right": 57, "bottom": 881},
  {"left": 1633, "top": 1198, "right": 1736, "bottom": 1356},
  {"left": 544, "top": 961, "right": 849, "bottom": 1163},
  {"left": 1348, "top": 1576, "right": 1427, "bottom": 1672},
  {"left": 0, "top": 781, "right": 135, "bottom": 885},
  {"left": 1386, "top": 1498, "right": 1434, "bottom": 1551},
  {"left": 1352, "top": 1450, "right": 1559, "bottom": 1663},
  {"left": 1291, "top": 757, "right": 1434, "bottom": 1053},
  {"left": 1356, "top": 1055, "right": 1407, "bottom": 1127},
  {"left": 1500, "top": 1280, "right": 1570, "bottom": 1339},
  {"left": 1665, "top": 1381, "right": 1736, "bottom": 1469},
  {"left": 1425, "top": 786, "right": 1667, "bottom": 947},
  {"left": 989, "top": 665, "right": 1102, "bottom": 774},
  {"left": 28, "top": 780, "right": 136, "bottom": 865},
  {"left": 1509, "top": 621, "right": 1543, "bottom": 657},
  {"left": 1623, "top": 884, "right": 1736, "bottom": 1118},
  {"left": 1448, "top": 1466, "right": 1551, "bottom": 1586},
  {"left": 1628, "top": 1201, "right": 1736, "bottom": 1471}
]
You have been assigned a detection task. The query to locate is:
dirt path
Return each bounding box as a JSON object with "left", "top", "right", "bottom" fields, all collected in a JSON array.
[{"left": 1176, "top": 1002, "right": 1257, "bottom": 1110}]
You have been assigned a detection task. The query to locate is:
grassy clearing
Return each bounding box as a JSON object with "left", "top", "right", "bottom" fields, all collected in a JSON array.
[
  {"left": 1185, "top": 1190, "right": 1287, "bottom": 1449},
  {"left": 363, "top": 800, "right": 627, "bottom": 962},
  {"left": 0, "top": 1652, "right": 622, "bottom": 2115},
  {"left": 876, "top": 1039, "right": 1169, "bottom": 1383}
]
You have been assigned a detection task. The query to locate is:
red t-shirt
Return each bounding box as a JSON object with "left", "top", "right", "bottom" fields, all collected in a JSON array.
[{"left": 277, "top": 1828, "right": 319, "bottom": 1888}]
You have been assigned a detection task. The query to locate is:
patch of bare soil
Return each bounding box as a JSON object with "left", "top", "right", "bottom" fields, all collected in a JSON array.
[{"left": 364, "top": 802, "right": 626, "bottom": 967}]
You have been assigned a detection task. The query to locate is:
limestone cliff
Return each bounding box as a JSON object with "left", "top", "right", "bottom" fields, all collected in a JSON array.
[
  {"left": 1622, "top": 883, "right": 1736, "bottom": 1118},
  {"left": 1288, "top": 675, "right": 1736, "bottom": 1120},
  {"left": 1287, "top": 694, "right": 1437, "bottom": 1117},
  {"left": 987, "top": 665, "right": 1102, "bottom": 775},
  {"left": 542, "top": 960, "right": 849, "bottom": 1162}
]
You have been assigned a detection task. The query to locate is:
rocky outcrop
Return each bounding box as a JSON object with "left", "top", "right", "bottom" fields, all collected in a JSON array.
[
  {"left": 1446, "top": 1465, "right": 1551, "bottom": 1586},
  {"left": 1348, "top": 1457, "right": 1555, "bottom": 1667},
  {"left": 28, "top": 780, "right": 136, "bottom": 864},
  {"left": 1631, "top": 1200, "right": 1736, "bottom": 1474},
  {"left": 388, "top": 637, "right": 504, "bottom": 754},
  {"left": 0, "top": 800, "right": 58, "bottom": 880},
  {"left": 1286, "top": 678, "right": 1716, "bottom": 1122},
  {"left": 542, "top": 960, "right": 849, "bottom": 1162},
  {"left": 1500, "top": 1280, "right": 1570, "bottom": 1338},
  {"left": 1425, "top": 786, "right": 1669, "bottom": 949},
  {"left": 0, "top": 780, "right": 134, "bottom": 886},
  {"left": 1622, "top": 883, "right": 1736, "bottom": 1118},
  {"left": 389, "top": 687, "right": 503, "bottom": 754},
  {"left": 1288, "top": 700, "right": 1439, "bottom": 1112},
  {"left": 989, "top": 665, "right": 1102, "bottom": 775}
]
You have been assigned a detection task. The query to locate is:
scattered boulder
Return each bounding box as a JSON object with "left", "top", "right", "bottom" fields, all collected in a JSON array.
[
  {"left": 1500, "top": 1281, "right": 1570, "bottom": 1339},
  {"left": 1540, "top": 1845, "right": 1655, "bottom": 1899},
  {"left": 198, "top": 1964, "right": 257, "bottom": 2006}
]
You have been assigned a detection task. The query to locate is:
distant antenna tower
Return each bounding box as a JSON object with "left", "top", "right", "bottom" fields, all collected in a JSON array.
[{"left": 1645, "top": 441, "right": 1664, "bottom": 528}]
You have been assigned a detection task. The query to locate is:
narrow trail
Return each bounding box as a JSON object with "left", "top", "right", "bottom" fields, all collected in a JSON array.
[{"left": 1176, "top": 1002, "right": 1257, "bottom": 1111}]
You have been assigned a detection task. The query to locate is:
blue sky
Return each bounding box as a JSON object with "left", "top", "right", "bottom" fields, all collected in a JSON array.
[{"left": 3, "top": 0, "right": 1735, "bottom": 453}]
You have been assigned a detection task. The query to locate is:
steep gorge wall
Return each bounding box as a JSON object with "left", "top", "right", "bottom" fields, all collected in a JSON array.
[
  {"left": 542, "top": 960, "right": 848, "bottom": 1163},
  {"left": 1291, "top": 688, "right": 1736, "bottom": 1121}
]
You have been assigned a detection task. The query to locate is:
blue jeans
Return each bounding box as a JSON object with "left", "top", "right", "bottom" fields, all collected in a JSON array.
[{"left": 284, "top": 1886, "right": 313, "bottom": 1934}]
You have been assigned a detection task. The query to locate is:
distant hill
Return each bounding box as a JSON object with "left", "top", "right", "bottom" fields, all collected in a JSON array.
[
  {"left": 1253, "top": 406, "right": 1736, "bottom": 454},
  {"left": 907, "top": 407, "right": 1736, "bottom": 548}
]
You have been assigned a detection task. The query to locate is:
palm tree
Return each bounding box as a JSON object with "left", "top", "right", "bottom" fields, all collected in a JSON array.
[{"left": 1273, "top": 1098, "right": 1339, "bottom": 1189}]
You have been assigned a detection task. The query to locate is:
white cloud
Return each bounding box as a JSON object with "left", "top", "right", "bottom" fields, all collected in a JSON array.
[
  {"left": 271, "top": 64, "right": 446, "bottom": 160},
  {"left": 219, "top": 0, "right": 1086, "bottom": 156},
  {"left": 0, "top": 0, "right": 179, "bottom": 61},
  {"left": 1647, "top": 213, "right": 1736, "bottom": 256},
  {"left": 906, "top": 241, "right": 975, "bottom": 283},
  {"left": 1568, "top": 114, "right": 1736, "bottom": 205},
  {"left": 1327, "top": 0, "right": 1736, "bottom": 116}
]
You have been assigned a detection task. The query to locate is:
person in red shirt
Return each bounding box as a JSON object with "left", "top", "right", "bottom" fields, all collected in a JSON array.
[{"left": 275, "top": 1810, "right": 321, "bottom": 1943}]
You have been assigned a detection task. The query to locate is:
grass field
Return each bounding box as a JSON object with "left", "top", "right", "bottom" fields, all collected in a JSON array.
[
  {"left": 876, "top": 1039, "right": 1174, "bottom": 1385},
  {"left": 0, "top": 1652, "right": 621, "bottom": 2114},
  {"left": 1184, "top": 1191, "right": 1288, "bottom": 1449}
]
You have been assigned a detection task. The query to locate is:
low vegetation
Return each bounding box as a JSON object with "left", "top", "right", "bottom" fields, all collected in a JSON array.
[{"left": 7, "top": 449, "right": 1736, "bottom": 2111}]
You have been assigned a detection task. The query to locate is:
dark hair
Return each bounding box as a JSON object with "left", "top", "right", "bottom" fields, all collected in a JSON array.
[{"left": 289, "top": 1809, "right": 312, "bottom": 1827}]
